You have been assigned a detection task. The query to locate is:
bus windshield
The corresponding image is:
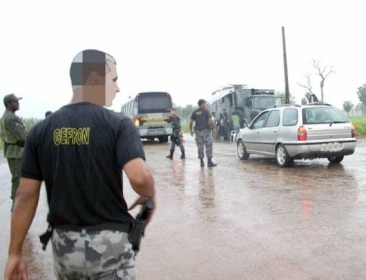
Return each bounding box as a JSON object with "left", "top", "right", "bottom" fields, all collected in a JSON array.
[
  {"left": 252, "top": 96, "right": 282, "bottom": 109},
  {"left": 137, "top": 92, "right": 172, "bottom": 114}
]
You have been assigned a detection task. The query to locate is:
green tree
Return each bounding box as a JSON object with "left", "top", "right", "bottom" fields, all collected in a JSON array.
[
  {"left": 176, "top": 104, "right": 195, "bottom": 124},
  {"left": 20, "top": 117, "right": 42, "bottom": 132},
  {"left": 275, "top": 91, "right": 296, "bottom": 104},
  {"left": 342, "top": 101, "right": 354, "bottom": 117},
  {"left": 355, "top": 102, "right": 366, "bottom": 115},
  {"left": 357, "top": 84, "right": 366, "bottom": 107}
]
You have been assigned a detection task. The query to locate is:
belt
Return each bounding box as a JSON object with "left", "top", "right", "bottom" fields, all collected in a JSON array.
[{"left": 54, "top": 222, "right": 132, "bottom": 233}]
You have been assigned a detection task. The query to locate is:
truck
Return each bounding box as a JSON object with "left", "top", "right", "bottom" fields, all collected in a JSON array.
[{"left": 209, "top": 84, "right": 283, "bottom": 139}]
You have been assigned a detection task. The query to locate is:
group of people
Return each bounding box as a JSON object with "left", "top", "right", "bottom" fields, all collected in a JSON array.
[
  {"left": 3, "top": 49, "right": 156, "bottom": 280},
  {"left": 212, "top": 108, "right": 246, "bottom": 141},
  {"left": 165, "top": 99, "right": 217, "bottom": 167}
]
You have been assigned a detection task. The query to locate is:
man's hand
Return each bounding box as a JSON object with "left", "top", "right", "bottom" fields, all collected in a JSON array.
[
  {"left": 128, "top": 196, "right": 151, "bottom": 211},
  {"left": 4, "top": 255, "right": 28, "bottom": 280},
  {"left": 129, "top": 196, "right": 156, "bottom": 224}
]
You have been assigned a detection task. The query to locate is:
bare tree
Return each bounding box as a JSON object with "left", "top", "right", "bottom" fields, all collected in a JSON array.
[
  {"left": 297, "top": 73, "right": 314, "bottom": 96},
  {"left": 298, "top": 59, "right": 335, "bottom": 103},
  {"left": 312, "top": 59, "right": 335, "bottom": 103}
]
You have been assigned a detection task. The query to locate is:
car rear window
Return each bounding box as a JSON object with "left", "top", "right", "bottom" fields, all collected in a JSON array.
[{"left": 302, "top": 107, "right": 349, "bottom": 124}]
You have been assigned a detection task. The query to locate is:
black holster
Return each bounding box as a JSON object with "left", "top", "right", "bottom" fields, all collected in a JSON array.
[
  {"left": 39, "top": 224, "right": 54, "bottom": 251},
  {"left": 128, "top": 199, "right": 154, "bottom": 255}
]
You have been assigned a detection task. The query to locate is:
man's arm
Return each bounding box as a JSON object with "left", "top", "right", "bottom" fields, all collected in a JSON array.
[
  {"left": 4, "top": 118, "right": 27, "bottom": 146},
  {"left": 209, "top": 118, "right": 216, "bottom": 130},
  {"left": 189, "top": 119, "right": 194, "bottom": 135},
  {"left": 124, "top": 158, "right": 155, "bottom": 199},
  {"left": 124, "top": 158, "right": 156, "bottom": 222},
  {"left": 8, "top": 178, "right": 42, "bottom": 256}
]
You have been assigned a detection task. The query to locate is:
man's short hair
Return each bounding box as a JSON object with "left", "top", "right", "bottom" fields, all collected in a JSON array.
[
  {"left": 69, "top": 49, "right": 116, "bottom": 86},
  {"left": 171, "top": 108, "right": 176, "bottom": 112},
  {"left": 198, "top": 99, "right": 206, "bottom": 106}
]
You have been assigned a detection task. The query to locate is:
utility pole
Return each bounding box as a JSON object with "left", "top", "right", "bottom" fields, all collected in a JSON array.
[{"left": 282, "top": 26, "right": 290, "bottom": 104}]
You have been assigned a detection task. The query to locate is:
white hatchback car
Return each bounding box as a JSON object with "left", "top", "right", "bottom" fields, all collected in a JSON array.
[{"left": 236, "top": 103, "right": 357, "bottom": 167}]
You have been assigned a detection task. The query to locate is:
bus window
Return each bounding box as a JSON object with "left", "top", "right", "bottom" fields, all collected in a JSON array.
[{"left": 138, "top": 92, "right": 172, "bottom": 114}]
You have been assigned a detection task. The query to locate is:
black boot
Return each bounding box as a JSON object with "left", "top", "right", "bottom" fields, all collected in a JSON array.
[
  {"left": 166, "top": 149, "right": 174, "bottom": 160},
  {"left": 200, "top": 158, "right": 204, "bottom": 167},
  {"left": 181, "top": 150, "right": 185, "bottom": 159},
  {"left": 207, "top": 157, "right": 217, "bottom": 167}
]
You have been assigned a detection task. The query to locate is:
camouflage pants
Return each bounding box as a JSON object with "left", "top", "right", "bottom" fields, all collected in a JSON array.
[
  {"left": 51, "top": 228, "right": 137, "bottom": 280},
  {"left": 194, "top": 129, "right": 213, "bottom": 159},
  {"left": 7, "top": 158, "right": 21, "bottom": 200}
]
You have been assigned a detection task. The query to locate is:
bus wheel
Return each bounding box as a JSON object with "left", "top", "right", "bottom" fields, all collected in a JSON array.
[{"left": 159, "top": 136, "right": 168, "bottom": 143}]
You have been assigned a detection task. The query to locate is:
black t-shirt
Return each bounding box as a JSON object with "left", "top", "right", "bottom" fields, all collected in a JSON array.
[
  {"left": 21, "top": 102, "right": 145, "bottom": 227},
  {"left": 190, "top": 108, "right": 212, "bottom": 131}
]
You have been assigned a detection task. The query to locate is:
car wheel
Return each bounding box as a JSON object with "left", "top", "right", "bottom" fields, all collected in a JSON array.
[
  {"left": 276, "top": 144, "right": 293, "bottom": 167},
  {"left": 328, "top": 156, "right": 344, "bottom": 164},
  {"left": 237, "top": 139, "right": 249, "bottom": 160}
]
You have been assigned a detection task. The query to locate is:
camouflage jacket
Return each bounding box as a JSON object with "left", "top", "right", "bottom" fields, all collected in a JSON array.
[{"left": 0, "top": 110, "right": 27, "bottom": 158}]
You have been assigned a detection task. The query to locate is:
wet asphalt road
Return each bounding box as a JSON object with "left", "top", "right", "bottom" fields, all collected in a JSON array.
[{"left": 1, "top": 136, "right": 366, "bottom": 280}]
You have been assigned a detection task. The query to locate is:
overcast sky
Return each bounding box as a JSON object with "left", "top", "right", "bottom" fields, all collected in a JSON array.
[{"left": 1, "top": 0, "right": 365, "bottom": 119}]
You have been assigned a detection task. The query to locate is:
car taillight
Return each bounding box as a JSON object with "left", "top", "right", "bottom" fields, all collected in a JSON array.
[
  {"left": 351, "top": 124, "right": 356, "bottom": 138},
  {"left": 298, "top": 126, "right": 307, "bottom": 141}
]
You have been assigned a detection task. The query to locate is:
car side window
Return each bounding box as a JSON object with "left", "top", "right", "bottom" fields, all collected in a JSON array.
[
  {"left": 265, "top": 110, "right": 280, "bottom": 127},
  {"left": 282, "top": 108, "right": 298, "bottom": 126},
  {"left": 252, "top": 111, "right": 270, "bottom": 129}
]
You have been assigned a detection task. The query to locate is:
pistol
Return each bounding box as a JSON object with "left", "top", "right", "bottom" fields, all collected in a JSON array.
[{"left": 129, "top": 199, "right": 154, "bottom": 254}]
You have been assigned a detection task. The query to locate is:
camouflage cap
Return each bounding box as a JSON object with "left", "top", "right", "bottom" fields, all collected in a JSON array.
[{"left": 3, "top": 93, "right": 22, "bottom": 105}]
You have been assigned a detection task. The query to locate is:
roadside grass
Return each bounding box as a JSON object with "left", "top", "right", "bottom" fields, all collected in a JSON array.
[{"left": 350, "top": 116, "right": 366, "bottom": 138}]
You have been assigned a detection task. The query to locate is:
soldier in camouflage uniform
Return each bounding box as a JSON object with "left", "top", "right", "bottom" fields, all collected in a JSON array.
[
  {"left": 0, "top": 93, "right": 27, "bottom": 210},
  {"left": 189, "top": 99, "right": 217, "bottom": 167},
  {"left": 166, "top": 108, "right": 185, "bottom": 159}
]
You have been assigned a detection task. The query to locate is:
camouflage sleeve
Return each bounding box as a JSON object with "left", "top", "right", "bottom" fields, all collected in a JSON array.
[{"left": 4, "top": 118, "right": 27, "bottom": 143}]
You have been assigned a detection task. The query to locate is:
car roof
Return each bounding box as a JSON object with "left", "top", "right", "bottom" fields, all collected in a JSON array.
[{"left": 271, "top": 103, "right": 334, "bottom": 110}]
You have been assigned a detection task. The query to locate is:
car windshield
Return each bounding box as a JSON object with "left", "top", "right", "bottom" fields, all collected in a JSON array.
[{"left": 303, "top": 106, "right": 349, "bottom": 124}]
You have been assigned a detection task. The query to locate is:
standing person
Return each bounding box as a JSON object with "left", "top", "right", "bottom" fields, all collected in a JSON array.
[
  {"left": 231, "top": 110, "right": 241, "bottom": 136},
  {"left": 4, "top": 49, "right": 156, "bottom": 280},
  {"left": 189, "top": 99, "right": 217, "bottom": 167},
  {"left": 222, "top": 109, "right": 230, "bottom": 140},
  {"left": 211, "top": 112, "right": 219, "bottom": 141},
  {"left": 166, "top": 107, "right": 185, "bottom": 159},
  {"left": 0, "top": 93, "right": 27, "bottom": 212}
]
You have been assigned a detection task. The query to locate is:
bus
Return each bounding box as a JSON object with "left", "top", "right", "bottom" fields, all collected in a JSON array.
[
  {"left": 121, "top": 91, "right": 173, "bottom": 142},
  {"left": 210, "top": 84, "right": 282, "bottom": 125}
]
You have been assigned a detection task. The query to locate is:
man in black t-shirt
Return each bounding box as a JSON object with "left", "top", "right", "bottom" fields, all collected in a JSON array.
[
  {"left": 189, "top": 99, "right": 217, "bottom": 167},
  {"left": 5, "top": 49, "right": 156, "bottom": 280}
]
